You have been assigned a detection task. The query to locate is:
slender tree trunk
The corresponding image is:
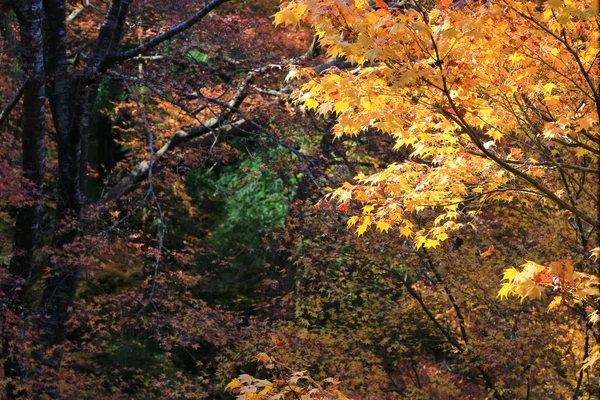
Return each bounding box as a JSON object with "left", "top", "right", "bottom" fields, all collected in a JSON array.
[
  {"left": 33, "top": 0, "right": 78, "bottom": 376},
  {"left": 4, "top": 0, "right": 46, "bottom": 314},
  {"left": 43, "top": 0, "right": 70, "bottom": 212},
  {"left": 2, "top": 0, "right": 46, "bottom": 394}
]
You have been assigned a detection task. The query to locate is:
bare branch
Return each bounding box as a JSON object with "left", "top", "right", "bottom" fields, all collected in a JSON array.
[
  {"left": 100, "top": 61, "right": 317, "bottom": 203},
  {"left": 67, "top": 2, "right": 104, "bottom": 24},
  {"left": 101, "top": 64, "right": 260, "bottom": 203},
  {"left": 103, "top": 0, "right": 230, "bottom": 67},
  {"left": 102, "top": 119, "right": 252, "bottom": 203},
  {"left": 312, "top": 59, "right": 355, "bottom": 74},
  {"left": 0, "top": 82, "right": 25, "bottom": 126}
]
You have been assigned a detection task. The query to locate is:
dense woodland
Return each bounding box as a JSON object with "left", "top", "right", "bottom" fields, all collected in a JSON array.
[{"left": 0, "top": 0, "right": 598, "bottom": 398}]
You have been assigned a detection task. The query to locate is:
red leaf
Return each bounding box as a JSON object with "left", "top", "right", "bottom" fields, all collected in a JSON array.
[{"left": 481, "top": 245, "right": 495, "bottom": 258}]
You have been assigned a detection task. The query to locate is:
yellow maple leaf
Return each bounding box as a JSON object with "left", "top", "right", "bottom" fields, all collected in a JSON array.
[
  {"left": 497, "top": 283, "right": 513, "bottom": 300},
  {"left": 581, "top": 345, "right": 600, "bottom": 371},
  {"left": 304, "top": 98, "right": 319, "bottom": 110},
  {"left": 255, "top": 353, "right": 271, "bottom": 364},
  {"left": 225, "top": 378, "right": 241, "bottom": 391},
  {"left": 501, "top": 267, "right": 520, "bottom": 283},
  {"left": 423, "top": 238, "right": 440, "bottom": 249},
  {"left": 590, "top": 247, "right": 600, "bottom": 261},
  {"left": 588, "top": 311, "right": 600, "bottom": 325},
  {"left": 542, "top": 83, "right": 556, "bottom": 94},
  {"left": 547, "top": 296, "right": 562, "bottom": 310},
  {"left": 334, "top": 99, "right": 350, "bottom": 114},
  {"left": 415, "top": 235, "right": 427, "bottom": 248},
  {"left": 376, "top": 219, "right": 392, "bottom": 233},
  {"left": 356, "top": 216, "right": 372, "bottom": 236}
]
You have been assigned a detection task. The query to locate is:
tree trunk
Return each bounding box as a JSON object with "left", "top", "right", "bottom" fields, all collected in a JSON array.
[
  {"left": 5, "top": 0, "right": 46, "bottom": 314},
  {"left": 36, "top": 0, "right": 130, "bottom": 373},
  {"left": 2, "top": 0, "right": 46, "bottom": 394}
]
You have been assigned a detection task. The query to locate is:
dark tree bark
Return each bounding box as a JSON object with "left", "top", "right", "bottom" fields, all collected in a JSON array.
[
  {"left": 2, "top": 0, "right": 46, "bottom": 394},
  {"left": 5, "top": 0, "right": 46, "bottom": 313},
  {"left": 43, "top": 0, "right": 71, "bottom": 215}
]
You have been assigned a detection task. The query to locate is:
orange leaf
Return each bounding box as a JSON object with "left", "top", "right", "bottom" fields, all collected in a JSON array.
[
  {"left": 271, "top": 335, "right": 283, "bottom": 348},
  {"left": 481, "top": 245, "right": 495, "bottom": 258},
  {"left": 255, "top": 353, "right": 271, "bottom": 364}
]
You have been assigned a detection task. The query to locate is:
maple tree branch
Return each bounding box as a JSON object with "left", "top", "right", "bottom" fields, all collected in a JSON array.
[
  {"left": 88, "top": 0, "right": 130, "bottom": 68},
  {"left": 67, "top": 1, "right": 104, "bottom": 24},
  {"left": 418, "top": 236, "right": 505, "bottom": 400},
  {"left": 102, "top": 62, "right": 301, "bottom": 203},
  {"left": 108, "top": 0, "right": 131, "bottom": 55},
  {"left": 513, "top": 100, "right": 600, "bottom": 215},
  {"left": 370, "top": 261, "right": 470, "bottom": 358},
  {"left": 550, "top": 137, "right": 600, "bottom": 157},
  {"left": 467, "top": 152, "right": 600, "bottom": 174},
  {"left": 441, "top": 88, "right": 599, "bottom": 228},
  {"left": 102, "top": 118, "right": 252, "bottom": 203},
  {"left": 0, "top": 81, "right": 25, "bottom": 125},
  {"left": 410, "top": 360, "right": 422, "bottom": 389},
  {"left": 579, "top": 129, "right": 600, "bottom": 147},
  {"left": 66, "top": 4, "right": 85, "bottom": 23},
  {"left": 399, "top": 273, "right": 464, "bottom": 351},
  {"left": 425, "top": 19, "right": 599, "bottom": 228},
  {"left": 123, "top": 79, "right": 167, "bottom": 297},
  {"left": 419, "top": 249, "right": 469, "bottom": 346},
  {"left": 108, "top": 72, "right": 201, "bottom": 122},
  {"left": 392, "top": 259, "right": 501, "bottom": 400},
  {"left": 312, "top": 59, "right": 355, "bottom": 74},
  {"left": 254, "top": 87, "right": 292, "bottom": 98},
  {"left": 517, "top": 40, "right": 595, "bottom": 103},
  {"left": 104, "top": 0, "right": 230, "bottom": 66}
]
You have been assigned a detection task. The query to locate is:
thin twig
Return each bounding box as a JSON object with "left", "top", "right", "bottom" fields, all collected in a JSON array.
[
  {"left": 0, "top": 82, "right": 25, "bottom": 126},
  {"left": 123, "top": 81, "right": 167, "bottom": 297}
]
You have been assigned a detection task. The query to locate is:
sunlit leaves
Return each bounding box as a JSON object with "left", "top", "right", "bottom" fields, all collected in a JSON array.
[
  {"left": 227, "top": 353, "right": 348, "bottom": 399},
  {"left": 590, "top": 247, "right": 600, "bottom": 261},
  {"left": 581, "top": 346, "right": 600, "bottom": 372},
  {"left": 356, "top": 215, "right": 372, "bottom": 236},
  {"left": 375, "top": 219, "right": 391, "bottom": 233},
  {"left": 326, "top": 150, "right": 513, "bottom": 247},
  {"left": 499, "top": 256, "right": 600, "bottom": 307},
  {"left": 279, "top": 0, "right": 600, "bottom": 246},
  {"left": 502, "top": 267, "right": 520, "bottom": 283}
]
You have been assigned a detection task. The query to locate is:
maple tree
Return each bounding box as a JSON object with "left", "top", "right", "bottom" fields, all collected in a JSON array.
[
  {"left": 273, "top": 0, "right": 600, "bottom": 397},
  {"left": 277, "top": 0, "right": 599, "bottom": 246}
]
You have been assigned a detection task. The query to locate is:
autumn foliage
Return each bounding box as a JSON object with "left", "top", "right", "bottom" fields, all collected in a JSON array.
[
  {"left": 270, "top": 0, "right": 599, "bottom": 397},
  {"left": 0, "top": 0, "right": 599, "bottom": 398}
]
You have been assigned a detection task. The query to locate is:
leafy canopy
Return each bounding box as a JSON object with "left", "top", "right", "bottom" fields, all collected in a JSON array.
[
  {"left": 276, "top": 0, "right": 599, "bottom": 247},
  {"left": 274, "top": 0, "right": 600, "bottom": 374}
]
